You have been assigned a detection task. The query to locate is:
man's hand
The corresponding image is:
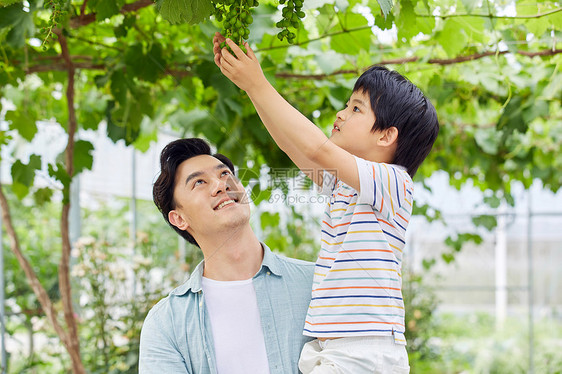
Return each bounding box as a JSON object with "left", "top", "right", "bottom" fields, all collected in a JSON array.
[{"left": 212, "top": 32, "right": 265, "bottom": 94}]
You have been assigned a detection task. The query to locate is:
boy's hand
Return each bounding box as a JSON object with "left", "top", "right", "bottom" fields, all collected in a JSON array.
[
  {"left": 212, "top": 32, "right": 227, "bottom": 64},
  {"left": 212, "top": 32, "right": 264, "bottom": 94}
]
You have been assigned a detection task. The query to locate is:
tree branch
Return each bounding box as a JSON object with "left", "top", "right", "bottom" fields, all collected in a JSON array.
[
  {"left": 21, "top": 47, "right": 562, "bottom": 79},
  {"left": 69, "top": 0, "right": 153, "bottom": 28},
  {"left": 0, "top": 184, "right": 70, "bottom": 349},
  {"left": 275, "top": 49, "right": 562, "bottom": 79},
  {"left": 79, "top": 0, "right": 89, "bottom": 19},
  {"left": 25, "top": 62, "right": 105, "bottom": 74},
  {"left": 55, "top": 29, "right": 85, "bottom": 374},
  {"left": 416, "top": 7, "right": 562, "bottom": 19}
]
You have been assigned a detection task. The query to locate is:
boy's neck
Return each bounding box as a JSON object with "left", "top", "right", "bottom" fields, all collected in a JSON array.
[{"left": 357, "top": 147, "right": 395, "bottom": 165}]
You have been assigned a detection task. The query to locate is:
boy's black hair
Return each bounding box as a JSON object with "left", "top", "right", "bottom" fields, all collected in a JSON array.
[
  {"left": 353, "top": 65, "right": 439, "bottom": 177},
  {"left": 152, "top": 138, "right": 235, "bottom": 247}
]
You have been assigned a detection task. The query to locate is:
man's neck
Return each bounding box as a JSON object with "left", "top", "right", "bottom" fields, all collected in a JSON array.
[{"left": 199, "top": 226, "right": 263, "bottom": 281}]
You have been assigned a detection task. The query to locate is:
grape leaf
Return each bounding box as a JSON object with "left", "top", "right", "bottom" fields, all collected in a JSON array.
[
  {"left": 377, "top": 0, "right": 393, "bottom": 17},
  {"left": 11, "top": 155, "right": 41, "bottom": 200},
  {"left": 0, "top": 2, "right": 34, "bottom": 47},
  {"left": 472, "top": 215, "right": 498, "bottom": 231},
  {"left": 330, "top": 14, "right": 371, "bottom": 55},
  {"left": 90, "top": 0, "right": 120, "bottom": 21},
  {"left": 33, "top": 187, "right": 54, "bottom": 207},
  {"left": 73, "top": 140, "right": 94, "bottom": 175},
  {"left": 0, "top": 0, "right": 21, "bottom": 6},
  {"left": 437, "top": 18, "right": 468, "bottom": 57},
  {"left": 155, "top": 0, "right": 214, "bottom": 25},
  {"left": 5, "top": 108, "right": 38, "bottom": 141}
]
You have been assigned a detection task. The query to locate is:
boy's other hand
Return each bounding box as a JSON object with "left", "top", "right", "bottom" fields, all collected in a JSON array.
[
  {"left": 212, "top": 32, "right": 264, "bottom": 94},
  {"left": 212, "top": 32, "right": 227, "bottom": 67}
]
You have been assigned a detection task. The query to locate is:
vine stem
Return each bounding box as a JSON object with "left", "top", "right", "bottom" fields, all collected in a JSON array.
[{"left": 56, "top": 28, "right": 86, "bottom": 374}]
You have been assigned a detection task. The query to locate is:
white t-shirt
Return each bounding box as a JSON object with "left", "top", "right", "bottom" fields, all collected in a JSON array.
[{"left": 201, "top": 277, "right": 270, "bottom": 374}]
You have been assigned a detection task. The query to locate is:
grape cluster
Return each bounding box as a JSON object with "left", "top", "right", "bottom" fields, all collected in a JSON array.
[
  {"left": 212, "top": 0, "right": 258, "bottom": 46},
  {"left": 41, "top": 0, "right": 68, "bottom": 50},
  {"left": 276, "top": 0, "right": 305, "bottom": 43}
]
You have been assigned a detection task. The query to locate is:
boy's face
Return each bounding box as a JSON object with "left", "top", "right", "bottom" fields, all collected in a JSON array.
[
  {"left": 169, "top": 155, "right": 249, "bottom": 243},
  {"left": 330, "top": 90, "right": 378, "bottom": 155}
]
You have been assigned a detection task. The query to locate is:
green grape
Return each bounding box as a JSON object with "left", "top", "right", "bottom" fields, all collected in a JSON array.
[
  {"left": 214, "top": 0, "right": 305, "bottom": 46},
  {"left": 276, "top": 0, "right": 306, "bottom": 44},
  {"left": 214, "top": 0, "right": 259, "bottom": 45}
]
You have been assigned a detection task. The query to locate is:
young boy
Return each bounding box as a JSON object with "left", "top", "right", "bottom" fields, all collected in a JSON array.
[{"left": 213, "top": 33, "right": 438, "bottom": 373}]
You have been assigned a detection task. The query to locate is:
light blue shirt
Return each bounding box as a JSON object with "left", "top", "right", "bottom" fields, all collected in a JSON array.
[{"left": 139, "top": 243, "right": 315, "bottom": 374}]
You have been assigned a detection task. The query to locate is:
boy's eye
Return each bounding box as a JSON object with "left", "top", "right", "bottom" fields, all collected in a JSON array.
[
  {"left": 221, "top": 170, "right": 231, "bottom": 177},
  {"left": 194, "top": 179, "right": 205, "bottom": 186}
]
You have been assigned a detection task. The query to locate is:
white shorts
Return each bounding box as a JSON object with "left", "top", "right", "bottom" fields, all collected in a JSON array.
[{"left": 298, "top": 336, "right": 410, "bottom": 374}]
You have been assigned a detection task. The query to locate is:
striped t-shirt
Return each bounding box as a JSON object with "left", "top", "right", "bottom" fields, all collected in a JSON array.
[{"left": 304, "top": 156, "right": 414, "bottom": 345}]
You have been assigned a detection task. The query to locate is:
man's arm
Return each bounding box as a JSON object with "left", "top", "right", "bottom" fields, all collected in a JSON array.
[
  {"left": 213, "top": 34, "right": 359, "bottom": 191},
  {"left": 139, "top": 310, "right": 190, "bottom": 374}
]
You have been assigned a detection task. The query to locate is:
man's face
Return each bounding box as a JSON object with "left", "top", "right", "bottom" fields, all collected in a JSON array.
[{"left": 169, "top": 155, "right": 249, "bottom": 244}]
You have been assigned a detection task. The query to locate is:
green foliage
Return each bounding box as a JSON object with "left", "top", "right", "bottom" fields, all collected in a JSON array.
[
  {"left": 409, "top": 312, "right": 562, "bottom": 373},
  {"left": 3, "top": 195, "right": 198, "bottom": 373},
  {"left": 89, "top": 0, "right": 121, "bottom": 21},
  {"left": 0, "top": 2, "right": 35, "bottom": 47},
  {"left": 0, "top": 0, "right": 561, "bottom": 368},
  {"left": 73, "top": 140, "right": 94, "bottom": 174},
  {"left": 472, "top": 214, "right": 498, "bottom": 231},
  {"left": 156, "top": 0, "right": 393, "bottom": 43},
  {"left": 156, "top": 0, "right": 214, "bottom": 25},
  {"left": 443, "top": 233, "right": 483, "bottom": 263},
  {"left": 10, "top": 154, "right": 41, "bottom": 199},
  {"left": 5, "top": 106, "right": 38, "bottom": 141},
  {"left": 1, "top": 191, "right": 63, "bottom": 372},
  {"left": 403, "top": 272, "right": 439, "bottom": 362}
]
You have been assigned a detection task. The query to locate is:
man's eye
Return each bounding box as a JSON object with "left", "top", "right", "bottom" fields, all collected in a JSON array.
[
  {"left": 353, "top": 106, "right": 360, "bottom": 112},
  {"left": 221, "top": 170, "right": 231, "bottom": 177},
  {"left": 194, "top": 179, "right": 205, "bottom": 186}
]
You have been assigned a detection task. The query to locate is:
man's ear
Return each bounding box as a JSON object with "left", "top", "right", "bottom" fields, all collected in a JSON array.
[
  {"left": 169, "top": 210, "right": 189, "bottom": 231},
  {"left": 378, "top": 126, "right": 398, "bottom": 146}
]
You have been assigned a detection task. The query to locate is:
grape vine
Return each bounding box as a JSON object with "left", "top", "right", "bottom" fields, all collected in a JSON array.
[
  {"left": 41, "top": 0, "right": 68, "bottom": 50},
  {"left": 212, "top": 0, "right": 306, "bottom": 45}
]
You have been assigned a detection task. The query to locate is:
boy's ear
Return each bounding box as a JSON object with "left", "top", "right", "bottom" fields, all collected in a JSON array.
[
  {"left": 169, "top": 210, "right": 189, "bottom": 231},
  {"left": 378, "top": 126, "right": 398, "bottom": 146}
]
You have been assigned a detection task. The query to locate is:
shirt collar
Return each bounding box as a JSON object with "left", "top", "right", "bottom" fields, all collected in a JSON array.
[{"left": 170, "top": 242, "right": 282, "bottom": 296}]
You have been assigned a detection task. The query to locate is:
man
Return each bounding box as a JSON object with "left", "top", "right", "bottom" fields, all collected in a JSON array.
[{"left": 139, "top": 138, "right": 314, "bottom": 374}]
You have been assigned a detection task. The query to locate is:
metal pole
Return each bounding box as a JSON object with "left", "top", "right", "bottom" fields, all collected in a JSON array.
[
  {"left": 0, "top": 162, "right": 6, "bottom": 374},
  {"left": 69, "top": 175, "right": 81, "bottom": 324},
  {"left": 527, "top": 190, "right": 534, "bottom": 374},
  {"left": 130, "top": 149, "right": 137, "bottom": 295},
  {"left": 69, "top": 176, "right": 81, "bottom": 247},
  {"left": 495, "top": 204, "right": 507, "bottom": 330}
]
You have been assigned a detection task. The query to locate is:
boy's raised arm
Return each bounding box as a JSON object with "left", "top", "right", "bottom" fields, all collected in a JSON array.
[{"left": 213, "top": 34, "right": 360, "bottom": 191}]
